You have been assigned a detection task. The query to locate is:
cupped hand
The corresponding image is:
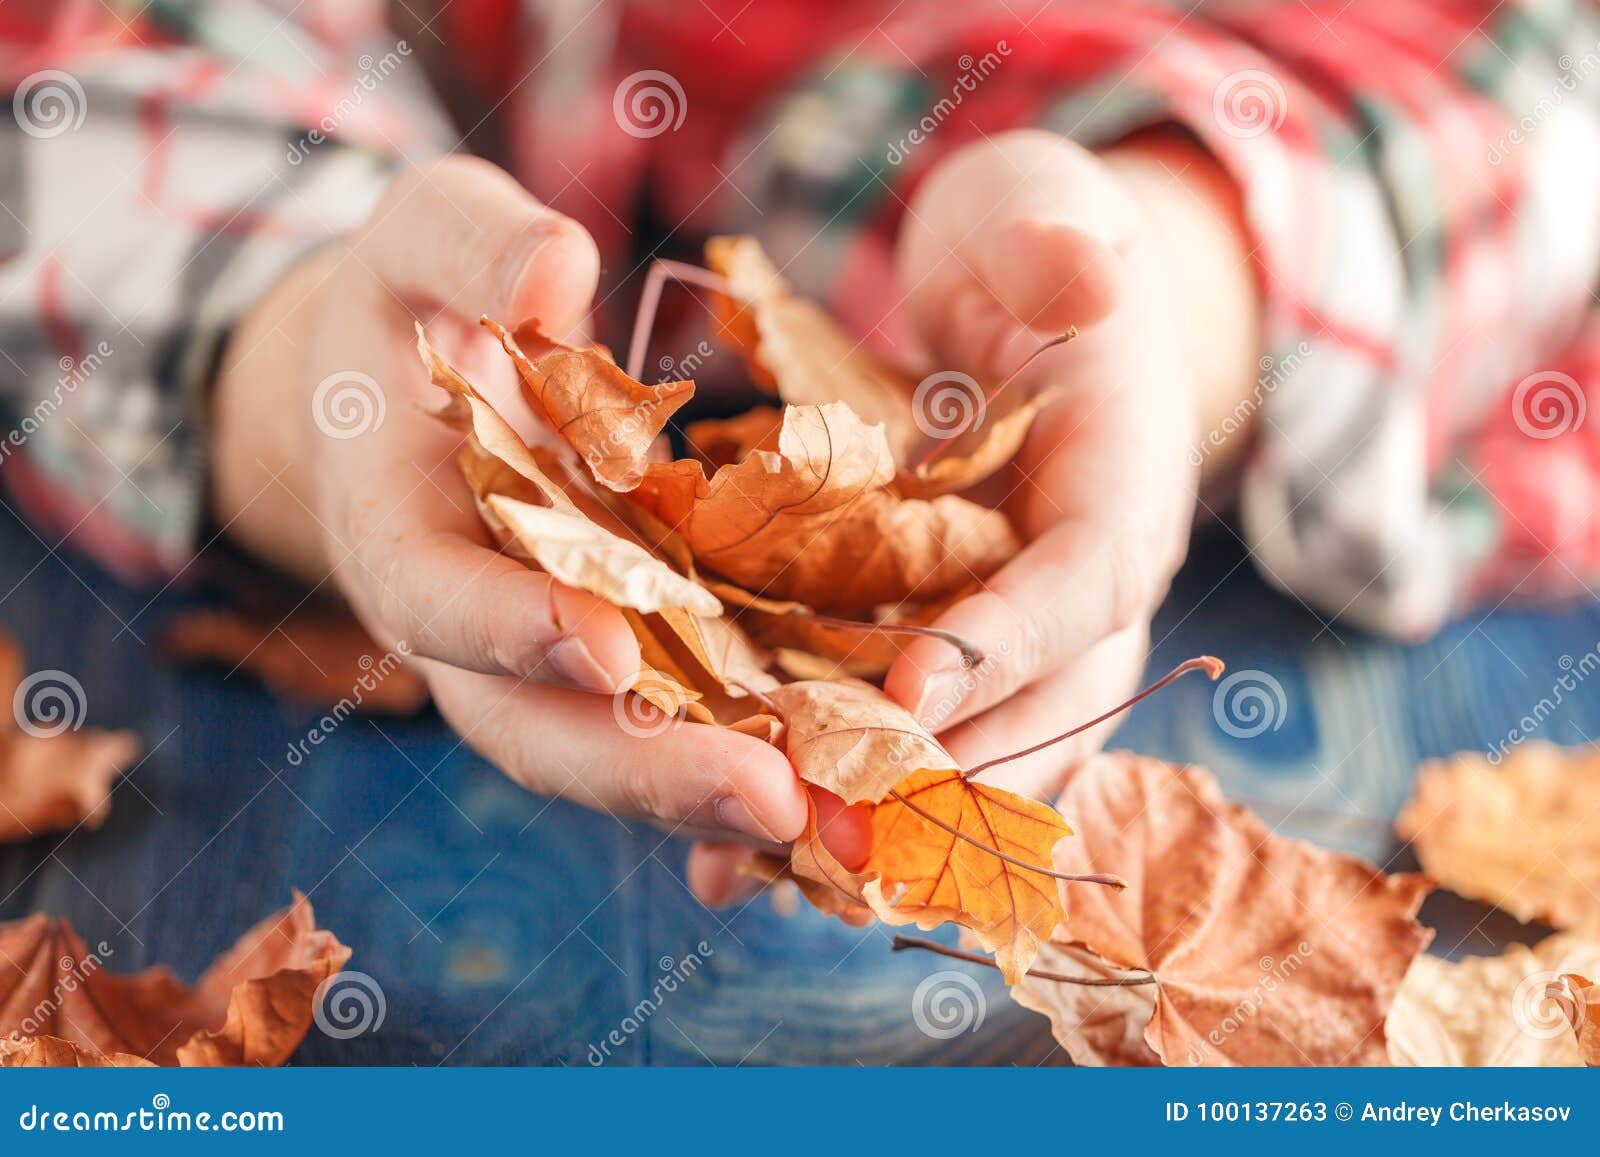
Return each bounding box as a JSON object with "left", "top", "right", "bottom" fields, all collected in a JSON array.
[
  {"left": 884, "top": 129, "right": 1199, "bottom": 797},
  {"left": 212, "top": 156, "right": 809, "bottom": 845}
]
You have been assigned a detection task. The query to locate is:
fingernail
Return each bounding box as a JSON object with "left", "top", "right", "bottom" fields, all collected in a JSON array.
[
  {"left": 913, "top": 667, "right": 969, "bottom": 728},
  {"left": 548, "top": 637, "right": 615, "bottom": 693},
  {"left": 715, "top": 796, "right": 779, "bottom": 842}
]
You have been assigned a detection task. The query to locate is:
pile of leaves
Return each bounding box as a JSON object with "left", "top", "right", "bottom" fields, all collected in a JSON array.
[{"left": 411, "top": 236, "right": 1446, "bottom": 1060}]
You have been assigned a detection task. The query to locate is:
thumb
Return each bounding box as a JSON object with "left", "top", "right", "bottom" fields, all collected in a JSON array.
[{"left": 356, "top": 155, "right": 600, "bottom": 330}]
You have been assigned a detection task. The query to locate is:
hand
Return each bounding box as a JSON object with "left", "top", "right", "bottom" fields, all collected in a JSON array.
[
  {"left": 210, "top": 156, "right": 809, "bottom": 844},
  {"left": 689, "top": 130, "right": 1261, "bottom": 905},
  {"left": 884, "top": 129, "right": 1257, "bottom": 796}
]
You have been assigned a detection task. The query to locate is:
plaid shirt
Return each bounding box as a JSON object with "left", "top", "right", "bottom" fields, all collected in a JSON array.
[{"left": 1, "top": 0, "right": 1597, "bottom": 637}]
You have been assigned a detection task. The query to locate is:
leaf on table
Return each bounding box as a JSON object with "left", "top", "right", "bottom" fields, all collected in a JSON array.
[
  {"left": 1396, "top": 741, "right": 1600, "bottom": 928},
  {"left": 705, "top": 236, "right": 923, "bottom": 460},
  {"left": 1566, "top": 974, "right": 1599, "bottom": 1064},
  {"left": 0, "top": 629, "right": 139, "bottom": 844},
  {"left": 628, "top": 402, "right": 1017, "bottom": 614},
  {"left": 159, "top": 608, "right": 428, "bottom": 715},
  {"left": 1013, "top": 753, "right": 1432, "bottom": 1066},
  {"left": 0, "top": 892, "right": 350, "bottom": 1067},
  {"left": 1386, "top": 933, "right": 1600, "bottom": 1066},
  {"left": 0, "top": 1037, "right": 153, "bottom": 1067},
  {"left": 484, "top": 316, "right": 693, "bottom": 492}
]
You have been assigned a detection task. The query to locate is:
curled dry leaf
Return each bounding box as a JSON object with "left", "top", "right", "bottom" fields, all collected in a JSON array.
[
  {"left": 0, "top": 892, "right": 349, "bottom": 1067},
  {"left": 0, "top": 629, "right": 140, "bottom": 843},
  {"left": 1397, "top": 741, "right": 1600, "bottom": 928},
  {"left": 483, "top": 317, "right": 692, "bottom": 492},
  {"left": 770, "top": 680, "right": 1070, "bottom": 982},
  {"left": 1011, "top": 754, "right": 1431, "bottom": 1066},
  {"left": 705, "top": 235, "right": 923, "bottom": 460},
  {"left": 630, "top": 402, "right": 1017, "bottom": 614},
  {"left": 767, "top": 679, "right": 948, "bottom": 805},
  {"left": 159, "top": 608, "right": 428, "bottom": 715},
  {"left": 704, "top": 235, "right": 1061, "bottom": 500},
  {"left": 1386, "top": 933, "right": 1600, "bottom": 1066}
]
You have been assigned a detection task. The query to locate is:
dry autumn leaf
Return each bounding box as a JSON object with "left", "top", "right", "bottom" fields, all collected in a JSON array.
[
  {"left": 1008, "top": 753, "right": 1431, "bottom": 1066},
  {"left": 768, "top": 679, "right": 1073, "bottom": 982},
  {"left": 1396, "top": 742, "right": 1600, "bottom": 928},
  {"left": 159, "top": 608, "right": 428, "bottom": 715},
  {"left": 1565, "top": 974, "right": 1599, "bottom": 1064},
  {"left": 0, "top": 891, "right": 349, "bottom": 1067},
  {"left": 0, "top": 629, "right": 139, "bottom": 843},
  {"left": 704, "top": 235, "right": 1065, "bottom": 500},
  {"left": 705, "top": 235, "right": 924, "bottom": 460},
  {"left": 629, "top": 402, "right": 1017, "bottom": 614},
  {"left": 484, "top": 317, "right": 693, "bottom": 492},
  {"left": 1386, "top": 934, "right": 1600, "bottom": 1066}
]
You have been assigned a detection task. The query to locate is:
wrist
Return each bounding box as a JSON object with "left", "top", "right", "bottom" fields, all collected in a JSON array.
[{"left": 210, "top": 246, "right": 342, "bottom": 582}]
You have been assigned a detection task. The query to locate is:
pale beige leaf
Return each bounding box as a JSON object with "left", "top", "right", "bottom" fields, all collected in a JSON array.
[
  {"left": 485, "top": 495, "right": 721, "bottom": 618},
  {"left": 1387, "top": 933, "right": 1600, "bottom": 1066},
  {"left": 1397, "top": 742, "right": 1600, "bottom": 928}
]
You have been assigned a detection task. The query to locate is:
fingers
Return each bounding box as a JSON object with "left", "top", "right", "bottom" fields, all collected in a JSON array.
[
  {"left": 936, "top": 624, "right": 1149, "bottom": 797},
  {"left": 428, "top": 665, "right": 809, "bottom": 841},
  {"left": 885, "top": 516, "right": 1167, "bottom": 731},
  {"left": 686, "top": 788, "right": 873, "bottom": 910},
  {"left": 365, "top": 526, "right": 640, "bottom": 691},
  {"left": 896, "top": 129, "right": 1138, "bottom": 367},
  {"left": 356, "top": 155, "right": 600, "bottom": 330}
]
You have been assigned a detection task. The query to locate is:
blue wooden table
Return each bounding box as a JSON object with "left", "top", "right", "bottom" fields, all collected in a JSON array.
[{"left": 0, "top": 501, "right": 1580, "bottom": 1065}]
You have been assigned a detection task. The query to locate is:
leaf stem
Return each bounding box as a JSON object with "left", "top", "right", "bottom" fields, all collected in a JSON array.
[
  {"left": 626, "top": 260, "right": 743, "bottom": 383},
  {"left": 887, "top": 789, "right": 1125, "bottom": 889},
  {"left": 891, "top": 935, "right": 1156, "bottom": 987},
  {"left": 791, "top": 612, "right": 985, "bottom": 668},
  {"left": 964, "top": 656, "right": 1224, "bottom": 779},
  {"left": 912, "top": 328, "right": 1078, "bottom": 469}
]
